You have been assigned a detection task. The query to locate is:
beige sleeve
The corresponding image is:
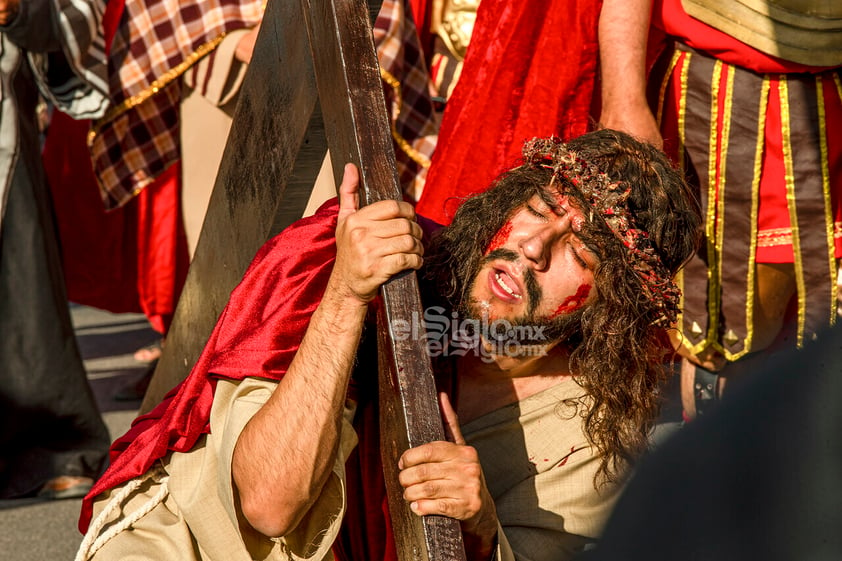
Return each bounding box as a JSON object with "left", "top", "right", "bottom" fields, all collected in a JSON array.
[{"left": 211, "top": 377, "right": 358, "bottom": 561}]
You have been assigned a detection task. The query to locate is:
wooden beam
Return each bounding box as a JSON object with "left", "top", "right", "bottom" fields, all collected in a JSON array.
[
  {"left": 141, "top": 0, "right": 465, "bottom": 558},
  {"left": 300, "top": 1, "right": 467, "bottom": 559},
  {"left": 141, "top": 0, "right": 326, "bottom": 411}
]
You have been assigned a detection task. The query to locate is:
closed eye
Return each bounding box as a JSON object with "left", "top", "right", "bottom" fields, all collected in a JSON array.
[
  {"left": 526, "top": 205, "right": 547, "bottom": 220},
  {"left": 537, "top": 190, "right": 564, "bottom": 215},
  {"left": 569, "top": 241, "right": 591, "bottom": 269}
]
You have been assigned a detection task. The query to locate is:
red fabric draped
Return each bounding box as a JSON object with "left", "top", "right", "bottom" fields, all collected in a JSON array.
[
  {"left": 79, "top": 200, "right": 340, "bottom": 532},
  {"left": 415, "top": 0, "right": 602, "bottom": 225},
  {"left": 80, "top": 200, "right": 401, "bottom": 561},
  {"left": 408, "top": 0, "right": 431, "bottom": 59}
]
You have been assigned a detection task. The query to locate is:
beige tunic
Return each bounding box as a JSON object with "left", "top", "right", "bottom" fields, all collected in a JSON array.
[{"left": 80, "top": 375, "right": 619, "bottom": 561}]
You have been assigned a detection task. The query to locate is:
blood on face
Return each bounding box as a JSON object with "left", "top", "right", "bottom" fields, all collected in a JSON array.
[
  {"left": 484, "top": 220, "right": 514, "bottom": 255},
  {"left": 550, "top": 283, "right": 591, "bottom": 318}
]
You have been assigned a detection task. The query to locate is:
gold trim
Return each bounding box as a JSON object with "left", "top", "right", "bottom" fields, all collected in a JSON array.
[
  {"left": 676, "top": 52, "right": 710, "bottom": 356},
  {"left": 817, "top": 74, "right": 838, "bottom": 326},
  {"left": 756, "top": 222, "right": 842, "bottom": 246},
  {"left": 757, "top": 227, "right": 796, "bottom": 246},
  {"left": 655, "top": 49, "right": 682, "bottom": 128},
  {"left": 380, "top": 67, "right": 432, "bottom": 169},
  {"left": 779, "top": 77, "right": 807, "bottom": 347},
  {"left": 677, "top": 52, "right": 691, "bottom": 176},
  {"left": 717, "top": 64, "right": 748, "bottom": 360},
  {"left": 91, "top": 34, "right": 229, "bottom": 138},
  {"left": 704, "top": 60, "right": 724, "bottom": 350},
  {"left": 727, "top": 75, "right": 769, "bottom": 361}
]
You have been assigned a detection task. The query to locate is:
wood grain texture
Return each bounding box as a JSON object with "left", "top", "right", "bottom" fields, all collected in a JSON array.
[
  {"left": 300, "top": 0, "right": 466, "bottom": 559},
  {"left": 141, "top": 0, "right": 466, "bottom": 558},
  {"left": 142, "top": 0, "right": 325, "bottom": 411}
]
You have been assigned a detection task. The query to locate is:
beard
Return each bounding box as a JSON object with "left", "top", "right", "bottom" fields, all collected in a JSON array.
[{"left": 459, "top": 248, "right": 585, "bottom": 349}]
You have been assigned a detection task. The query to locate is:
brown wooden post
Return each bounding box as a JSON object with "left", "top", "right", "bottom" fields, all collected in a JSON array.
[
  {"left": 300, "top": 2, "right": 467, "bottom": 559},
  {"left": 141, "top": 0, "right": 466, "bottom": 559},
  {"left": 141, "top": 0, "right": 326, "bottom": 411}
]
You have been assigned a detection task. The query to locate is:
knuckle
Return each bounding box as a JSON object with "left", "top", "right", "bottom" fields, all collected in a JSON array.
[
  {"left": 348, "top": 226, "right": 366, "bottom": 244},
  {"left": 397, "top": 219, "right": 413, "bottom": 236},
  {"left": 384, "top": 200, "right": 402, "bottom": 216},
  {"left": 436, "top": 499, "right": 453, "bottom": 517},
  {"left": 461, "top": 446, "right": 480, "bottom": 462},
  {"left": 401, "top": 235, "right": 418, "bottom": 252},
  {"left": 396, "top": 201, "right": 414, "bottom": 217}
]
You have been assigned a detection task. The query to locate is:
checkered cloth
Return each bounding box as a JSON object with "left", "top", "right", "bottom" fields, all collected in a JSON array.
[
  {"left": 375, "top": 0, "right": 439, "bottom": 201},
  {"left": 90, "top": 0, "right": 264, "bottom": 208},
  {"left": 91, "top": 0, "right": 438, "bottom": 209}
]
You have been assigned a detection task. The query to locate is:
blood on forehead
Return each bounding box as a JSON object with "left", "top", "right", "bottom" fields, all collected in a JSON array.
[{"left": 484, "top": 220, "right": 513, "bottom": 255}]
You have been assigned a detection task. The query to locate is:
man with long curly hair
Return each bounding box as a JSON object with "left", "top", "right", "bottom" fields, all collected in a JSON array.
[{"left": 78, "top": 130, "right": 700, "bottom": 561}]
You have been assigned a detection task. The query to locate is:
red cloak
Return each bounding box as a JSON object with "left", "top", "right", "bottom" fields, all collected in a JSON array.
[
  {"left": 79, "top": 200, "right": 340, "bottom": 531},
  {"left": 415, "top": 0, "right": 603, "bottom": 225}
]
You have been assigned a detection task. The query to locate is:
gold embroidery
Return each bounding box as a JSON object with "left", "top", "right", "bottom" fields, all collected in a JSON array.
[
  {"left": 90, "top": 34, "right": 228, "bottom": 140},
  {"left": 380, "top": 67, "right": 432, "bottom": 169},
  {"left": 757, "top": 223, "right": 842, "bottom": 247},
  {"left": 716, "top": 64, "right": 737, "bottom": 355},
  {"left": 704, "top": 60, "right": 723, "bottom": 350},
  {"left": 655, "top": 49, "right": 682, "bottom": 129},
  {"left": 678, "top": 52, "right": 691, "bottom": 176},
  {"left": 820, "top": 75, "right": 840, "bottom": 326},
  {"left": 433, "top": 0, "right": 480, "bottom": 62},
  {"left": 740, "top": 74, "right": 768, "bottom": 361}
]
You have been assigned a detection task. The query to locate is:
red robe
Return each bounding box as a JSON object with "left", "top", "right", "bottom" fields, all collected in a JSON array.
[{"left": 415, "top": 0, "right": 603, "bottom": 225}]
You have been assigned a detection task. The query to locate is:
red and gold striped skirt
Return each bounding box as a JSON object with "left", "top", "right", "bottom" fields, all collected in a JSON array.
[{"left": 651, "top": 43, "right": 842, "bottom": 360}]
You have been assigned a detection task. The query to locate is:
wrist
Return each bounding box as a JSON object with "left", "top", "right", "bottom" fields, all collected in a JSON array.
[{"left": 323, "top": 278, "right": 373, "bottom": 312}]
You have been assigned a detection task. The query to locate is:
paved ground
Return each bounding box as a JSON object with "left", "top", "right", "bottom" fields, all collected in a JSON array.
[{"left": 0, "top": 305, "right": 159, "bottom": 561}]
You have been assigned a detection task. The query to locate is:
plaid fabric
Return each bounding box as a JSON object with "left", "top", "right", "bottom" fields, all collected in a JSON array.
[
  {"left": 92, "top": 0, "right": 437, "bottom": 208},
  {"left": 91, "top": 0, "right": 264, "bottom": 208},
  {"left": 375, "top": 0, "right": 439, "bottom": 202}
]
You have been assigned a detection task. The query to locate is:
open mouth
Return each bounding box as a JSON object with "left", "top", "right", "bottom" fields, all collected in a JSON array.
[{"left": 489, "top": 268, "right": 523, "bottom": 302}]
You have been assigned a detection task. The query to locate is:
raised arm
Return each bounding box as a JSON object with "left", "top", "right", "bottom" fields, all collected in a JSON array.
[
  {"left": 232, "top": 164, "right": 425, "bottom": 537},
  {"left": 597, "top": 0, "right": 662, "bottom": 148}
]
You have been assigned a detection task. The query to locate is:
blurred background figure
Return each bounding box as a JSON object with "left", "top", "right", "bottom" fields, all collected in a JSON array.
[
  {"left": 582, "top": 324, "right": 842, "bottom": 561},
  {"left": 0, "top": 0, "right": 111, "bottom": 499},
  {"left": 41, "top": 0, "right": 265, "bottom": 399}
]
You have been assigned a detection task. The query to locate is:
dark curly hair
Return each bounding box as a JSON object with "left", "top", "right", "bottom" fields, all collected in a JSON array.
[{"left": 423, "top": 129, "right": 702, "bottom": 483}]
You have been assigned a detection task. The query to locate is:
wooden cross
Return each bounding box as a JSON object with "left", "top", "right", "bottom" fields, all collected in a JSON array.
[{"left": 140, "top": 1, "right": 467, "bottom": 559}]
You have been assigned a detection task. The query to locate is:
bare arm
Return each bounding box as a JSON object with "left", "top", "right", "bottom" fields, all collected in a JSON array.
[
  {"left": 232, "top": 164, "right": 425, "bottom": 537},
  {"left": 598, "top": 0, "right": 662, "bottom": 148}
]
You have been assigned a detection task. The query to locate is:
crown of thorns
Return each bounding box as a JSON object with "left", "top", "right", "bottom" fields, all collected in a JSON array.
[{"left": 521, "top": 137, "right": 681, "bottom": 327}]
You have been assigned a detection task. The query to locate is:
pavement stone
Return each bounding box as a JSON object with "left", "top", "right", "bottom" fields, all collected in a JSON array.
[{"left": 0, "top": 305, "right": 157, "bottom": 561}]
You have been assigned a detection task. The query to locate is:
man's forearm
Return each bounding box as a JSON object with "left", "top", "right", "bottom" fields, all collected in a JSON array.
[
  {"left": 599, "top": 0, "right": 651, "bottom": 111},
  {"left": 232, "top": 284, "right": 368, "bottom": 537},
  {"left": 597, "top": 0, "right": 662, "bottom": 146}
]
